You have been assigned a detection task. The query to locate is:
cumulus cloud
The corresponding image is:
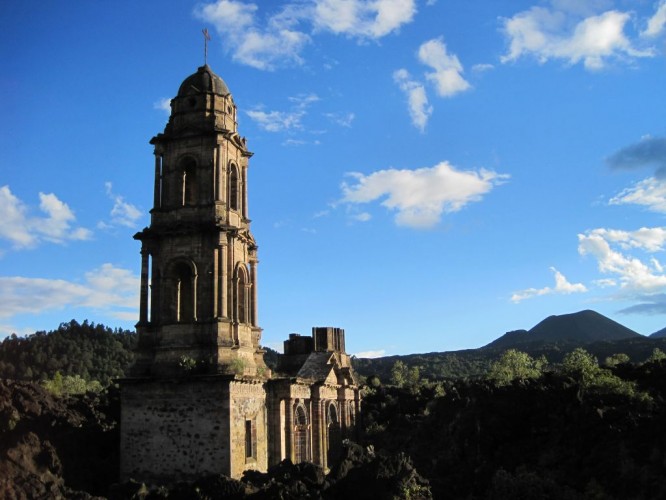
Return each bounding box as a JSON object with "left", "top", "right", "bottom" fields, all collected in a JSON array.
[
  {"left": 153, "top": 98, "right": 171, "bottom": 114},
  {"left": 582, "top": 227, "right": 666, "bottom": 253},
  {"left": 247, "top": 109, "right": 304, "bottom": 132},
  {"left": 99, "top": 182, "right": 143, "bottom": 229},
  {"left": 393, "top": 37, "right": 468, "bottom": 131},
  {"left": 195, "top": 0, "right": 416, "bottom": 70},
  {"left": 247, "top": 93, "right": 319, "bottom": 132},
  {"left": 195, "top": 0, "right": 310, "bottom": 70},
  {"left": 340, "top": 161, "right": 508, "bottom": 228},
  {"left": 578, "top": 228, "right": 666, "bottom": 292},
  {"left": 643, "top": 0, "right": 666, "bottom": 37},
  {"left": 606, "top": 136, "right": 666, "bottom": 178},
  {"left": 393, "top": 69, "right": 432, "bottom": 132},
  {"left": 312, "top": 0, "right": 417, "bottom": 39},
  {"left": 609, "top": 178, "right": 666, "bottom": 214},
  {"left": 418, "top": 38, "right": 471, "bottom": 97},
  {"left": 511, "top": 267, "right": 587, "bottom": 303},
  {"left": 0, "top": 264, "right": 139, "bottom": 321},
  {"left": 354, "top": 349, "right": 386, "bottom": 358},
  {"left": 501, "top": 4, "right": 654, "bottom": 70},
  {"left": 0, "top": 186, "right": 92, "bottom": 250}
]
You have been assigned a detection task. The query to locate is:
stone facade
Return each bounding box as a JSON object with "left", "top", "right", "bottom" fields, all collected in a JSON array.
[{"left": 119, "top": 65, "right": 360, "bottom": 483}]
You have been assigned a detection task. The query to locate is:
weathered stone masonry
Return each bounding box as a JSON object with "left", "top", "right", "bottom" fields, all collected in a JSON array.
[{"left": 119, "top": 65, "right": 360, "bottom": 483}]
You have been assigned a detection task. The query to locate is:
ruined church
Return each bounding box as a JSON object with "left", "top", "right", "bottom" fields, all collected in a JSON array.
[{"left": 119, "top": 65, "right": 360, "bottom": 482}]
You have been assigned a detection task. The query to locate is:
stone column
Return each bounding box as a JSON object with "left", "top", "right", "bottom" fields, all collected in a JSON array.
[
  {"left": 215, "top": 144, "right": 222, "bottom": 201},
  {"left": 153, "top": 153, "right": 162, "bottom": 208},
  {"left": 212, "top": 247, "right": 219, "bottom": 318},
  {"left": 139, "top": 248, "right": 150, "bottom": 324},
  {"left": 284, "top": 399, "right": 293, "bottom": 462},
  {"left": 250, "top": 261, "right": 258, "bottom": 326},
  {"left": 218, "top": 242, "right": 228, "bottom": 318}
]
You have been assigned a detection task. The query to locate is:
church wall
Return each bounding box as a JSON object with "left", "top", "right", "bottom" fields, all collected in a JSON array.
[
  {"left": 123, "top": 65, "right": 360, "bottom": 485},
  {"left": 120, "top": 377, "right": 232, "bottom": 483},
  {"left": 228, "top": 381, "right": 268, "bottom": 477}
]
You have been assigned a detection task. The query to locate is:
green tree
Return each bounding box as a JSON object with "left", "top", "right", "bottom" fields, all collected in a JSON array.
[
  {"left": 646, "top": 348, "right": 666, "bottom": 363},
  {"left": 562, "top": 348, "right": 599, "bottom": 386},
  {"left": 487, "top": 349, "right": 545, "bottom": 386},
  {"left": 604, "top": 353, "right": 630, "bottom": 368},
  {"left": 563, "top": 348, "right": 646, "bottom": 399},
  {"left": 391, "top": 360, "right": 408, "bottom": 387}
]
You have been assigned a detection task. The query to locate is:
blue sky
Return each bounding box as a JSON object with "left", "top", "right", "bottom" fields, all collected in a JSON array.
[{"left": 2, "top": 0, "right": 666, "bottom": 357}]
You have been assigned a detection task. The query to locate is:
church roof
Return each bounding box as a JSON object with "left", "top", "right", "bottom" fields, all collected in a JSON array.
[
  {"left": 177, "top": 65, "right": 230, "bottom": 97},
  {"left": 296, "top": 352, "right": 336, "bottom": 381}
]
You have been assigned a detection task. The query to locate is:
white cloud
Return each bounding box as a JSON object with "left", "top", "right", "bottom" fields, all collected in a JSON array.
[
  {"left": 0, "top": 186, "right": 92, "bottom": 250},
  {"left": 643, "top": 0, "right": 666, "bottom": 37},
  {"left": 594, "top": 278, "right": 617, "bottom": 288},
  {"left": 0, "top": 264, "right": 139, "bottom": 321},
  {"left": 313, "top": 0, "right": 416, "bottom": 39},
  {"left": 472, "top": 63, "right": 494, "bottom": 73},
  {"left": 153, "top": 98, "right": 171, "bottom": 114},
  {"left": 100, "top": 182, "right": 143, "bottom": 229},
  {"left": 352, "top": 212, "right": 372, "bottom": 222},
  {"left": 511, "top": 267, "right": 587, "bottom": 303},
  {"left": 247, "top": 109, "right": 305, "bottom": 132},
  {"left": 583, "top": 227, "right": 666, "bottom": 253},
  {"left": 418, "top": 38, "right": 471, "bottom": 97},
  {"left": 393, "top": 69, "right": 432, "bottom": 132},
  {"left": 354, "top": 349, "right": 386, "bottom": 358},
  {"left": 609, "top": 177, "right": 666, "bottom": 213},
  {"left": 325, "top": 112, "right": 355, "bottom": 127},
  {"left": 341, "top": 161, "right": 508, "bottom": 228},
  {"left": 247, "top": 93, "right": 319, "bottom": 132},
  {"left": 196, "top": 0, "right": 417, "bottom": 70},
  {"left": 578, "top": 229, "right": 666, "bottom": 291},
  {"left": 501, "top": 5, "right": 654, "bottom": 70},
  {"left": 195, "top": 0, "right": 310, "bottom": 70}
]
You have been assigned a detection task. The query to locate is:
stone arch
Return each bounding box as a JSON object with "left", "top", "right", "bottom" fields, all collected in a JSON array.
[
  {"left": 327, "top": 401, "right": 341, "bottom": 466},
  {"left": 179, "top": 156, "right": 198, "bottom": 206},
  {"left": 168, "top": 259, "right": 198, "bottom": 322},
  {"left": 294, "top": 403, "right": 309, "bottom": 463},
  {"left": 228, "top": 162, "right": 240, "bottom": 212},
  {"left": 234, "top": 263, "right": 251, "bottom": 325}
]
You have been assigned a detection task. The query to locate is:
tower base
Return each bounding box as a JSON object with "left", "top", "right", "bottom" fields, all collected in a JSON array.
[{"left": 119, "top": 375, "right": 268, "bottom": 483}]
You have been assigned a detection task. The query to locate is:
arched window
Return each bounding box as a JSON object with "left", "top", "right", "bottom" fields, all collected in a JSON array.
[
  {"left": 294, "top": 405, "right": 309, "bottom": 463},
  {"left": 327, "top": 402, "right": 341, "bottom": 465},
  {"left": 236, "top": 265, "right": 248, "bottom": 324},
  {"left": 229, "top": 164, "right": 239, "bottom": 211},
  {"left": 180, "top": 159, "right": 197, "bottom": 206},
  {"left": 173, "top": 262, "right": 195, "bottom": 322}
]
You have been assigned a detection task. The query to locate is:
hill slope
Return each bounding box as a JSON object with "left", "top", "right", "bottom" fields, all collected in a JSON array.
[
  {"left": 650, "top": 327, "right": 666, "bottom": 338},
  {"left": 0, "top": 320, "right": 136, "bottom": 385},
  {"left": 484, "top": 309, "right": 642, "bottom": 350}
]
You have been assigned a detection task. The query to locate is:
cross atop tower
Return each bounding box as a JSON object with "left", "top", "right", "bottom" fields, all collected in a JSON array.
[{"left": 202, "top": 28, "right": 211, "bottom": 65}]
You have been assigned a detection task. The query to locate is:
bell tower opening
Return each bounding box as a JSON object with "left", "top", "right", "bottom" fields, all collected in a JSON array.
[
  {"left": 120, "top": 62, "right": 360, "bottom": 486},
  {"left": 172, "top": 261, "right": 195, "bottom": 323},
  {"left": 180, "top": 158, "right": 198, "bottom": 206}
]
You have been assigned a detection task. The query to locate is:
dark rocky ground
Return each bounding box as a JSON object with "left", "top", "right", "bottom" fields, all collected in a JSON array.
[
  {"left": 0, "top": 380, "right": 430, "bottom": 499},
  {"left": 3, "top": 361, "right": 666, "bottom": 499},
  {"left": 0, "top": 380, "right": 117, "bottom": 499},
  {"left": 361, "top": 362, "right": 666, "bottom": 499}
]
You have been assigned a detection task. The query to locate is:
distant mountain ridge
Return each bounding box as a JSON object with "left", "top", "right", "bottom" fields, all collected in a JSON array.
[
  {"left": 484, "top": 309, "right": 642, "bottom": 350},
  {"left": 354, "top": 309, "right": 666, "bottom": 382},
  {"left": 650, "top": 327, "right": 666, "bottom": 339}
]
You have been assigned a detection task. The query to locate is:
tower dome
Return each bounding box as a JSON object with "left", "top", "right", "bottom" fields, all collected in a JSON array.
[{"left": 177, "top": 64, "right": 230, "bottom": 97}]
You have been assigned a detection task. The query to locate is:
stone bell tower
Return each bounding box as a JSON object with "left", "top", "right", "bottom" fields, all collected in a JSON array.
[
  {"left": 132, "top": 64, "right": 268, "bottom": 379},
  {"left": 120, "top": 65, "right": 270, "bottom": 483}
]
